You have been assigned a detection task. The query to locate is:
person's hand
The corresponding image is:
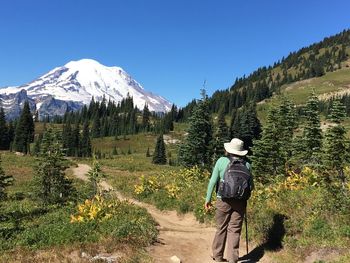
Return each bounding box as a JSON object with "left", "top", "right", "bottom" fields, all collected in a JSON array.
[{"left": 204, "top": 201, "right": 212, "bottom": 211}]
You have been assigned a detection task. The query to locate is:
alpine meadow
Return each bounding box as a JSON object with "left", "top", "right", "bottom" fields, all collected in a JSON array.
[{"left": 1, "top": 2, "right": 350, "bottom": 262}]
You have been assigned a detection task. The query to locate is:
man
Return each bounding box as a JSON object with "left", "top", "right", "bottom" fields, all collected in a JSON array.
[{"left": 205, "top": 138, "right": 253, "bottom": 263}]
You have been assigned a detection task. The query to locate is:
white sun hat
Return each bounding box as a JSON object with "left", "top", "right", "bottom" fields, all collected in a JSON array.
[{"left": 224, "top": 138, "right": 248, "bottom": 156}]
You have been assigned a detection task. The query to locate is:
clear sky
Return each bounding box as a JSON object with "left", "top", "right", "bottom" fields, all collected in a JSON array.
[{"left": 0, "top": 0, "right": 349, "bottom": 107}]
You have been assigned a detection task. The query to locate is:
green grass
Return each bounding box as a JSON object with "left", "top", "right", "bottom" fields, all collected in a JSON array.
[
  {"left": 0, "top": 152, "right": 158, "bottom": 262},
  {"left": 92, "top": 131, "right": 181, "bottom": 158},
  {"left": 262, "top": 67, "right": 350, "bottom": 107}
]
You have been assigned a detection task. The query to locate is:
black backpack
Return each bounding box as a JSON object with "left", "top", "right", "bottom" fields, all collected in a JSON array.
[{"left": 218, "top": 157, "right": 252, "bottom": 200}]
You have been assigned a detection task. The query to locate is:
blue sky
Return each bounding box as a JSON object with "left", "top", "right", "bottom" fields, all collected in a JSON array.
[{"left": 0, "top": 0, "right": 349, "bottom": 107}]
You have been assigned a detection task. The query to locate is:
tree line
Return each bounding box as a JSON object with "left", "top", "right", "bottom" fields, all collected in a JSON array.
[
  {"left": 179, "top": 89, "right": 349, "bottom": 193},
  {"left": 191, "top": 29, "right": 350, "bottom": 117}
]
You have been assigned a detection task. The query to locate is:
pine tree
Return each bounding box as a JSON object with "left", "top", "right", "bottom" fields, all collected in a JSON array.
[
  {"left": 91, "top": 114, "right": 101, "bottom": 138},
  {"left": 81, "top": 121, "right": 92, "bottom": 157},
  {"left": 178, "top": 90, "right": 213, "bottom": 168},
  {"left": 0, "top": 107, "right": 9, "bottom": 150},
  {"left": 7, "top": 121, "right": 15, "bottom": 149},
  {"left": 276, "top": 97, "right": 297, "bottom": 161},
  {"left": 214, "top": 109, "right": 230, "bottom": 159},
  {"left": 62, "top": 122, "right": 73, "bottom": 156},
  {"left": 142, "top": 103, "right": 151, "bottom": 132},
  {"left": 251, "top": 108, "right": 285, "bottom": 183},
  {"left": 152, "top": 134, "right": 167, "bottom": 164},
  {"left": 302, "top": 92, "right": 323, "bottom": 161},
  {"left": 72, "top": 123, "right": 81, "bottom": 157},
  {"left": 323, "top": 100, "right": 348, "bottom": 184},
  {"left": 13, "top": 101, "right": 34, "bottom": 154},
  {"left": 230, "top": 109, "right": 241, "bottom": 139},
  {"left": 239, "top": 104, "right": 262, "bottom": 149},
  {"left": 33, "top": 128, "right": 74, "bottom": 205},
  {"left": 0, "top": 156, "right": 13, "bottom": 200},
  {"left": 33, "top": 133, "right": 43, "bottom": 156}
]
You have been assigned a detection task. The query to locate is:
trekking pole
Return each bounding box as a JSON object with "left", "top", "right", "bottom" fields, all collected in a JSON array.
[{"left": 245, "top": 207, "right": 249, "bottom": 255}]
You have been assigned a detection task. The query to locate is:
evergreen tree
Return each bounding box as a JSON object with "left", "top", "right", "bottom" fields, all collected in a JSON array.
[
  {"left": 178, "top": 90, "right": 213, "bottom": 168},
  {"left": 0, "top": 156, "right": 13, "bottom": 200},
  {"left": 91, "top": 114, "right": 101, "bottom": 138},
  {"left": 275, "top": 97, "right": 298, "bottom": 162},
  {"left": 129, "top": 108, "right": 137, "bottom": 134},
  {"left": 302, "top": 92, "right": 323, "bottom": 161},
  {"left": 80, "top": 121, "right": 92, "bottom": 157},
  {"left": 33, "top": 128, "right": 74, "bottom": 205},
  {"left": 230, "top": 109, "right": 242, "bottom": 139},
  {"left": 0, "top": 107, "right": 9, "bottom": 150},
  {"left": 152, "top": 134, "right": 167, "bottom": 164},
  {"left": 214, "top": 109, "right": 230, "bottom": 159},
  {"left": 62, "top": 122, "right": 73, "bottom": 156},
  {"left": 7, "top": 121, "right": 15, "bottom": 148},
  {"left": 239, "top": 104, "right": 262, "bottom": 149},
  {"left": 251, "top": 108, "right": 285, "bottom": 183},
  {"left": 13, "top": 101, "right": 34, "bottom": 154},
  {"left": 323, "top": 100, "right": 348, "bottom": 184},
  {"left": 146, "top": 146, "right": 151, "bottom": 157},
  {"left": 142, "top": 103, "right": 151, "bottom": 132},
  {"left": 72, "top": 123, "right": 81, "bottom": 157},
  {"left": 33, "top": 133, "right": 43, "bottom": 157}
]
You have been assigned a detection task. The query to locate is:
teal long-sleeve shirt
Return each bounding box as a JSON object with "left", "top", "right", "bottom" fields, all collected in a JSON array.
[{"left": 205, "top": 156, "right": 252, "bottom": 203}]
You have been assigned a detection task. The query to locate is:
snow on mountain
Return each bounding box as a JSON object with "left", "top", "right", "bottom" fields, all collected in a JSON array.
[{"left": 0, "top": 59, "right": 172, "bottom": 119}]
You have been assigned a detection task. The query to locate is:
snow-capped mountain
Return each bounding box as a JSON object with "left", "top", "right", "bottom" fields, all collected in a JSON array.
[{"left": 0, "top": 59, "right": 172, "bottom": 119}]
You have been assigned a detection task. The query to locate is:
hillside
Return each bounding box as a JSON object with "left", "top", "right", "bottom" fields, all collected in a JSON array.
[{"left": 208, "top": 29, "right": 350, "bottom": 114}]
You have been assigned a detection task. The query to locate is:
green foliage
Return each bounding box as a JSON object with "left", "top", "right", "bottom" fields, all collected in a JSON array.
[
  {"left": 0, "top": 152, "right": 157, "bottom": 258},
  {"left": 248, "top": 168, "right": 350, "bottom": 251},
  {"left": 152, "top": 134, "right": 167, "bottom": 165},
  {"left": 87, "top": 158, "right": 106, "bottom": 196},
  {"left": 299, "top": 92, "right": 323, "bottom": 162},
  {"left": 13, "top": 101, "right": 34, "bottom": 154},
  {"left": 134, "top": 166, "right": 213, "bottom": 222},
  {"left": 214, "top": 109, "right": 230, "bottom": 159},
  {"left": 81, "top": 121, "right": 92, "bottom": 157},
  {"left": 230, "top": 104, "right": 261, "bottom": 149},
  {"left": 0, "top": 156, "right": 13, "bottom": 200},
  {"left": 0, "top": 107, "right": 10, "bottom": 150},
  {"left": 252, "top": 98, "right": 297, "bottom": 182},
  {"left": 33, "top": 128, "right": 74, "bottom": 205},
  {"left": 251, "top": 108, "right": 284, "bottom": 182},
  {"left": 0, "top": 197, "right": 157, "bottom": 251},
  {"left": 178, "top": 90, "right": 214, "bottom": 168},
  {"left": 323, "top": 100, "right": 349, "bottom": 181},
  {"left": 142, "top": 103, "right": 151, "bottom": 132},
  {"left": 205, "top": 29, "right": 350, "bottom": 118},
  {"left": 91, "top": 114, "right": 101, "bottom": 138}
]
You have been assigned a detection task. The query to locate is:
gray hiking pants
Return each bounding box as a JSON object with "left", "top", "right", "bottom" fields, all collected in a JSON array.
[{"left": 212, "top": 198, "right": 246, "bottom": 263}]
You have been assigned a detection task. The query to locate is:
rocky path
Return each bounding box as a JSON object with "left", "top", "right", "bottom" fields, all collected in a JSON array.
[{"left": 72, "top": 164, "right": 269, "bottom": 263}]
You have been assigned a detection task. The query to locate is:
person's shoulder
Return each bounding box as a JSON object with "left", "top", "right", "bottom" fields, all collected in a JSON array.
[{"left": 216, "top": 156, "right": 229, "bottom": 165}]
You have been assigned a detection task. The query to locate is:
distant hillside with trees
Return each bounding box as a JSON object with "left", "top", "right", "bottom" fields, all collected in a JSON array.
[{"left": 192, "top": 29, "right": 350, "bottom": 115}]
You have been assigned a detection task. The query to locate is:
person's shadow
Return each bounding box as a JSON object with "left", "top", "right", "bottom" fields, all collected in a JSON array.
[{"left": 239, "top": 214, "right": 287, "bottom": 263}]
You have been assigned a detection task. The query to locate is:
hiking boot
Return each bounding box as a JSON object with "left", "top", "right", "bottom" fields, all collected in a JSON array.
[{"left": 211, "top": 256, "right": 228, "bottom": 262}]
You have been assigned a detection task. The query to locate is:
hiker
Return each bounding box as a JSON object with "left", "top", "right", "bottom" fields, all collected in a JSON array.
[{"left": 205, "top": 138, "right": 253, "bottom": 263}]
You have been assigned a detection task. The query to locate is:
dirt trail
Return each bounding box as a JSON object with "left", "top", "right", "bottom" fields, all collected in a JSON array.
[{"left": 72, "top": 164, "right": 268, "bottom": 263}]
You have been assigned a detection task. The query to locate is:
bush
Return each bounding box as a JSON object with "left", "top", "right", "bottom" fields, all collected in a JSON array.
[{"left": 133, "top": 166, "right": 212, "bottom": 220}]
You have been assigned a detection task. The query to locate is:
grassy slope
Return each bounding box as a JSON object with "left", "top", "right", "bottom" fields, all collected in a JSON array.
[{"left": 257, "top": 62, "right": 350, "bottom": 123}]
